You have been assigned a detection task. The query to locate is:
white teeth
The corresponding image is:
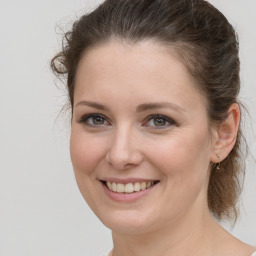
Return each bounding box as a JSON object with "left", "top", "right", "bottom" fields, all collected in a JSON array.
[
  {"left": 134, "top": 182, "right": 141, "bottom": 192},
  {"left": 105, "top": 181, "right": 157, "bottom": 193},
  {"left": 116, "top": 183, "right": 125, "bottom": 193},
  {"left": 106, "top": 181, "right": 112, "bottom": 190},
  {"left": 140, "top": 182, "right": 146, "bottom": 190},
  {"left": 112, "top": 182, "right": 117, "bottom": 192},
  {"left": 124, "top": 183, "right": 134, "bottom": 193}
]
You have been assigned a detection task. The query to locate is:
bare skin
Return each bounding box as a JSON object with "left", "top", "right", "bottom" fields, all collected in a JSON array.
[
  {"left": 111, "top": 218, "right": 254, "bottom": 256},
  {"left": 70, "top": 40, "right": 255, "bottom": 256}
]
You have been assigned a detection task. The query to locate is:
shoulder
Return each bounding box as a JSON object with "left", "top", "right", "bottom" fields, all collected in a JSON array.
[{"left": 213, "top": 227, "right": 255, "bottom": 256}]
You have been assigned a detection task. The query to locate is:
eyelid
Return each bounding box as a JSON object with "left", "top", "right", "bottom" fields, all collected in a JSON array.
[
  {"left": 143, "top": 114, "right": 176, "bottom": 128},
  {"left": 79, "top": 113, "right": 110, "bottom": 126},
  {"left": 78, "top": 113, "right": 176, "bottom": 128}
]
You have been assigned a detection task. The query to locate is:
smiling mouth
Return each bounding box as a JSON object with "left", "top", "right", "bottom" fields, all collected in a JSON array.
[{"left": 101, "top": 180, "right": 160, "bottom": 193}]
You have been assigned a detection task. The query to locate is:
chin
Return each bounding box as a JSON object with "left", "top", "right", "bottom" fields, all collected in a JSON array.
[{"left": 96, "top": 208, "right": 160, "bottom": 235}]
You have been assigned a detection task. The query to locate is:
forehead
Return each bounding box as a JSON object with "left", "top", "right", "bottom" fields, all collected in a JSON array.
[{"left": 74, "top": 40, "right": 207, "bottom": 112}]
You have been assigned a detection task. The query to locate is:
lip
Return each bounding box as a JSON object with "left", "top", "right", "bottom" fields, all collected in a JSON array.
[
  {"left": 99, "top": 177, "right": 158, "bottom": 184},
  {"left": 100, "top": 180, "right": 159, "bottom": 203}
]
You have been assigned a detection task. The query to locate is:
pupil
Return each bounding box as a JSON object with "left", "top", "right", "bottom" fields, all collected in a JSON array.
[
  {"left": 154, "top": 118, "right": 166, "bottom": 126},
  {"left": 93, "top": 116, "right": 104, "bottom": 125}
]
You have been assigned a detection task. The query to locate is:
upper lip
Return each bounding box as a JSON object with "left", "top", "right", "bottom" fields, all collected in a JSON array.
[{"left": 99, "top": 178, "right": 160, "bottom": 184}]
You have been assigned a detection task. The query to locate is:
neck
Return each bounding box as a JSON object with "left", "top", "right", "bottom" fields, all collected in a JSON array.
[{"left": 111, "top": 210, "right": 222, "bottom": 256}]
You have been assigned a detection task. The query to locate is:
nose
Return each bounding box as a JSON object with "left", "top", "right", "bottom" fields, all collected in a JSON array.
[{"left": 106, "top": 126, "right": 143, "bottom": 170}]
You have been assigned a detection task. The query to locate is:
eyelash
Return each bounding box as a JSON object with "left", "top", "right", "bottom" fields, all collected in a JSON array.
[
  {"left": 144, "top": 114, "right": 176, "bottom": 129},
  {"left": 79, "top": 113, "right": 110, "bottom": 127},
  {"left": 79, "top": 113, "right": 176, "bottom": 129}
]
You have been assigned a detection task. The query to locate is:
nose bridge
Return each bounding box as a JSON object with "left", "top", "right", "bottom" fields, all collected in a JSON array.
[{"left": 106, "top": 123, "right": 142, "bottom": 170}]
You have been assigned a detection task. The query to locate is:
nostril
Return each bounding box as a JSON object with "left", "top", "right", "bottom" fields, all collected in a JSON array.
[{"left": 105, "top": 142, "right": 143, "bottom": 170}]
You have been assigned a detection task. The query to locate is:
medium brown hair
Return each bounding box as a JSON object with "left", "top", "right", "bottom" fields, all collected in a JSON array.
[{"left": 51, "top": 0, "right": 245, "bottom": 220}]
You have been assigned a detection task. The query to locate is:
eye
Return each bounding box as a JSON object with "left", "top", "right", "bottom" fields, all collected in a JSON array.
[
  {"left": 79, "top": 113, "right": 109, "bottom": 127},
  {"left": 144, "top": 114, "right": 176, "bottom": 128}
]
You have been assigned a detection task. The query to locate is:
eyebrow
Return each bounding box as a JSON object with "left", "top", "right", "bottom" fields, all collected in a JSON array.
[
  {"left": 75, "top": 101, "right": 110, "bottom": 111},
  {"left": 136, "top": 102, "right": 186, "bottom": 113},
  {"left": 75, "top": 100, "right": 186, "bottom": 113}
]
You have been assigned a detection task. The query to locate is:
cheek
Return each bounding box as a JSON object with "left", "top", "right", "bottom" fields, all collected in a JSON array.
[
  {"left": 146, "top": 129, "right": 211, "bottom": 184},
  {"left": 144, "top": 130, "right": 211, "bottom": 219},
  {"left": 70, "top": 128, "right": 106, "bottom": 177}
]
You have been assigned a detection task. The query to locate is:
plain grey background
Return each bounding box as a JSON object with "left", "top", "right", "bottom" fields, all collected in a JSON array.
[{"left": 0, "top": 0, "right": 255, "bottom": 255}]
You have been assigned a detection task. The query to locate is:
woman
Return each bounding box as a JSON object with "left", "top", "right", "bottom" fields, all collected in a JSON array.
[{"left": 51, "top": 0, "right": 255, "bottom": 255}]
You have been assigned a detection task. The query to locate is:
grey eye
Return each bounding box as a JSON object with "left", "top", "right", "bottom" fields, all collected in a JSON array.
[
  {"left": 80, "top": 114, "right": 108, "bottom": 127},
  {"left": 144, "top": 114, "right": 176, "bottom": 129},
  {"left": 153, "top": 118, "right": 167, "bottom": 126},
  {"left": 92, "top": 116, "right": 105, "bottom": 125}
]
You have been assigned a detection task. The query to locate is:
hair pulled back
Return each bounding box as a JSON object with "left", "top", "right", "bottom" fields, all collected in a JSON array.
[{"left": 51, "top": 0, "right": 244, "bottom": 220}]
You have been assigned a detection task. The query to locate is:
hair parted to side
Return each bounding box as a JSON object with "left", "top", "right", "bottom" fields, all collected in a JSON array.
[{"left": 51, "top": 0, "right": 246, "bottom": 221}]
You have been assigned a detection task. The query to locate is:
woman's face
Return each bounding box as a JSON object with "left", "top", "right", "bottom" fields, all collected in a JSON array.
[{"left": 70, "top": 40, "right": 216, "bottom": 234}]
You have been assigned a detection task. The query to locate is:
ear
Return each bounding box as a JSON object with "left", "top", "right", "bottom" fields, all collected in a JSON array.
[{"left": 210, "top": 103, "right": 240, "bottom": 163}]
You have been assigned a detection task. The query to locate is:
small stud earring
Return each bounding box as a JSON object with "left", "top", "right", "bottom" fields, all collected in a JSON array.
[{"left": 216, "top": 155, "right": 221, "bottom": 170}]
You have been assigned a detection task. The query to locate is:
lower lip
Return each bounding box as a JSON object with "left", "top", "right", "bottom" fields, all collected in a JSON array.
[{"left": 101, "top": 182, "right": 158, "bottom": 203}]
